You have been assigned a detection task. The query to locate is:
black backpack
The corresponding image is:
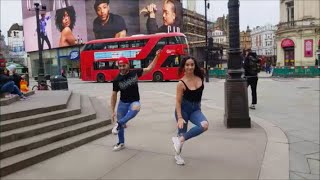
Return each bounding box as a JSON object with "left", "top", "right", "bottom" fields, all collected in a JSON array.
[{"left": 248, "top": 55, "right": 261, "bottom": 74}]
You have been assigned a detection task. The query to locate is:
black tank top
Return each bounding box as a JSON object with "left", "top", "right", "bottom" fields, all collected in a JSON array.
[{"left": 181, "top": 80, "right": 204, "bottom": 103}]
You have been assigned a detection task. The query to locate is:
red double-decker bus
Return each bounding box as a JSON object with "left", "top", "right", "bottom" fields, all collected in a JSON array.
[
  {"left": 0, "top": 53, "right": 6, "bottom": 68},
  {"left": 80, "top": 32, "right": 189, "bottom": 82}
]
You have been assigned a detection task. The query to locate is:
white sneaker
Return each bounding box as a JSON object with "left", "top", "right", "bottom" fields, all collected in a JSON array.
[
  {"left": 249, "top": 104, "right": 256, "bottom": 110},
  {"left": 172, "top": 137, "right": 182, "bottom": 154},
  {"left": 113, "top": 143, "right": 125, "bottom": 151},
  {"left": 175, "top": 154, "right": 185, "bottom": 165},
  {"left": 112, "top": 123, "right": 119, "bottom": 135}
]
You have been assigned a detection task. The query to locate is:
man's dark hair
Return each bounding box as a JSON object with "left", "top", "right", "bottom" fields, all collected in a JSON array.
[
  {"left": 55, "top": 6, "right": 76, "bottom": 32},
  {"left": 94, "top": 0, "right": 110, "bottom": 12},
  {"left": 165, "top": 0, "right": 183, "bottom": 28}
]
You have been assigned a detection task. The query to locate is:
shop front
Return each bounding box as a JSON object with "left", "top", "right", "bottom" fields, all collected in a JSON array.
[{"left": 281, "top": 38, "right": 295, "bottom": 66}]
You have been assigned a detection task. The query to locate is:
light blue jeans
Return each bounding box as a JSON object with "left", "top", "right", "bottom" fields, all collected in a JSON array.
[
  {"left": 117, "top": 100, "right": 140, "bottom": 144},
  {"left": 175, "top": 99, "right": 208, "bottom": 141}
]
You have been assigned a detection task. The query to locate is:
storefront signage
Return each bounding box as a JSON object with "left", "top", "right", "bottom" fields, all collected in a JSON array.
[
  {"left": 69, "top": 50, "right": 80, "bottom": 60},
  {"left": 281, "top": 39, "right": 295, "bottom": 48},
  {"left": 304, "top": 39, "right": 313, "bottom": 57}
]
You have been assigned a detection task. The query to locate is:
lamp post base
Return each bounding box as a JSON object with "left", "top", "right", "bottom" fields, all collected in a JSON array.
[{"left": 224, "top": 78, "right": 251, "bottom": 128}]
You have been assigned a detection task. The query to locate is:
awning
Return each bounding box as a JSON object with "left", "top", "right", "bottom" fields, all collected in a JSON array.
[{"left": 281, "top": 39, "right": 295, "bottom": 48}]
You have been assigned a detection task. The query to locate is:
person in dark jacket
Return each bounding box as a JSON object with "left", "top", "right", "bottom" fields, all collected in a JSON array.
[
  {"left": 7, "top": 64, "right": 22, "bottom": 89},
  {"left": 0, "top": 67, "right": 26, "bottom": 99},
  {"left": 141, "top": 0, "right": 182, "bottom": 34},
  {"left": 243, "top": 50, "right": 260, "bottom": 110}
]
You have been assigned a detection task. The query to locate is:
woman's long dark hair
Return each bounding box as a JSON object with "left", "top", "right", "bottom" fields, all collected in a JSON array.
[
  {"left": 178, "top": 56, "right": 204, "bottom": 80},
  {"left": 55, "top": 6, "right": 76, "bottom": 32}
]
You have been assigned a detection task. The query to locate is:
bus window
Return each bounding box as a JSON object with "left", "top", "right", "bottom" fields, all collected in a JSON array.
[
  {"left": 105, "top": 42, "right": 119, "bottom": 49},
  {"left": 130, "top": 60, "right": 142, "bottom": 69},
  {"left": 94, "top": 61, "right": 118, "bottom": 70},
  {"left": 93, "top": 43, "right": 105, "bottom": 50},
  {"left": 167, "top": 37, "right": 178, "bottom": 45},
  {"left": 131, "top": 40, "right": 147, "bottom": 48},
  {"left": 161, "top": 55, "right": 181, "bottom": 67},
  {"left": 119, "top": 41, "right": 130, "bottom": 48}
]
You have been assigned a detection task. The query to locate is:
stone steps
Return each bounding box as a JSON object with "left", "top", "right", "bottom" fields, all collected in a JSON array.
[
  {"left": 0, "top": 91, "right": 112, "bottom": 177},
  {"left": 0, "top": 93, "right": 81, "bottom": 132}
]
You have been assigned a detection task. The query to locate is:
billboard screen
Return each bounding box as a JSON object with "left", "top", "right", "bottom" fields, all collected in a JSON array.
[{"left": 22, "top": 0, "right": 183, "bottom": 52}]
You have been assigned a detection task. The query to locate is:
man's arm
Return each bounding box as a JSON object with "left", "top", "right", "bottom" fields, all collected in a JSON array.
[
  {"left": 145, "top": 3, "right": 158, "bottom": 34},
  {"left": 110, "top": 91, "right": 118, "bottom": 122},
  {"left": 142, "top": 49, "right": 161, "bottom": 75}
]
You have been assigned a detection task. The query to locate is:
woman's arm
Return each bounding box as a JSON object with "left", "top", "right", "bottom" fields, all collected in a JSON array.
[
  {"left": 176, "top": 81, "right": 185, "bottom": 129},
  {"left": 60, "top": 27, "right": 76, "bottom": 46}
]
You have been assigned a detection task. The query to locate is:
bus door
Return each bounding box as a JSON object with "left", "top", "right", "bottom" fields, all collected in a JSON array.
[{"left": 160, "top": 54, "right": 181, "bottom": 80}]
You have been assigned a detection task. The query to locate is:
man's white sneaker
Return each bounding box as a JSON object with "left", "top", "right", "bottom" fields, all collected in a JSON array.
[
  {"left": 175, "top": 154, "right": 185, "bottom": 165},
  {"left": 113, "top": 143, "right": 125, "bottom": 151},
  {"left": 172, "top": 137, "right": 182, "bottom": 154},
  {"left": 111, "top": 123, "right": 119, "bottom": 135}
]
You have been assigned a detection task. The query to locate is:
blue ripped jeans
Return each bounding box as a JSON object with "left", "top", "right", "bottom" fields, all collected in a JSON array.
[
  {"left": 117, "top": 100, "right": 140, "bottom": 144},
  {"left": 175, "top": 99, "right": 208, "bottom": 141}
]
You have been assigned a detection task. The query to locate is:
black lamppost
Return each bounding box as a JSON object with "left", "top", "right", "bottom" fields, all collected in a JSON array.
[
  {"left": 224, "top": 0, "right": 251, "bottom": 128},
  {"left": 34, "top": 3, "right": 48, "bottom": 90},
  {"left": 204, "top": 0, "right": 210, "bottom": 82}
]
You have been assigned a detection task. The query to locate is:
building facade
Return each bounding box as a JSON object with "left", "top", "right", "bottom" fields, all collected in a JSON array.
[
  {"left": 240, "top": 26, "right": 252, "bottom": 51},
  {"left": 251, "top": 24, "right": 277, "bottom": 57},
  {"left": 276, "top": 0, "right": 320, "bottom": 66},
  {"left": 212, "top": 29, "right": 227, "bottom": 45},
  {"left": 7, "top": 23, "right": 27, "bottom": 65}
]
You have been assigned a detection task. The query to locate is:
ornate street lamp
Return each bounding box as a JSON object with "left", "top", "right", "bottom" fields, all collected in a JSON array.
[
  {"left": 34, "top": 3, "right": 48, "bottom": 90},
  {"left": 224, "top": 0, "right": 251, "bottom": 128},
  {"left": 204, "top": 0, "right": 210, "bottom": 82}
]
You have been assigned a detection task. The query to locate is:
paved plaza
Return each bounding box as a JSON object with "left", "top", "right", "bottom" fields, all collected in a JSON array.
[{"left": 3, "top": 76, "right": 319, "bottom": 179}]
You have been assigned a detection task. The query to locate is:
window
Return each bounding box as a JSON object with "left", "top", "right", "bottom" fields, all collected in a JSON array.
[
  {"left": 161, "top": 55, "right": 181, "bottom": 67},
  {"left": 119, "top": 41, "right": 130, "bottom": 48},
  {"left": 286, "top": 1, "right": 294, "bottom": 25},
  {"left": 130, "top": 60, "right": 142, "bottom": 68},
  {"left": 131, "top": 39, "right": 147, "bottom": 48},
  {"left": 93, "top": 61, "right": 118, "bottom": 70}
]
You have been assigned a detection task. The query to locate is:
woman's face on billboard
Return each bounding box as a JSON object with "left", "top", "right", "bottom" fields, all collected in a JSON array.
[
  {"left": 163, "top": 1, "right": 176, "bottom": 26},
  {"left": 62, "top": 11, "right": 71, "bottom": 28},
  {"left": 96, "top": 3, "right": 110, "bottom": 22}
]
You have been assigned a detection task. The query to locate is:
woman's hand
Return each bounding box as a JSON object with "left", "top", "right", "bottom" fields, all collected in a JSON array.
[{"left": 177, "top": 117, "right": 186, "bottom": 129}]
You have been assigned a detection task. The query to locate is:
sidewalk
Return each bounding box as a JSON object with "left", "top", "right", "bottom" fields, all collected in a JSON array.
[{"left": 2, "top": 91, "right": 288, "bottom": 180}]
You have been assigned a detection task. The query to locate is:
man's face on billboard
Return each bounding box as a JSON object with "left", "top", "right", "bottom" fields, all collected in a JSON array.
[
  {"left": 96, "top": 3, "right": 110, "bottom": 22},
  {"left": 163, "top": 1, "right": 175, "bottom": 26}
]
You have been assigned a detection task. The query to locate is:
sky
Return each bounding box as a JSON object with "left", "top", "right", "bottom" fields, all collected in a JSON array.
[{"left": 0, "top": 0, "right": 280, "bottom": 43}]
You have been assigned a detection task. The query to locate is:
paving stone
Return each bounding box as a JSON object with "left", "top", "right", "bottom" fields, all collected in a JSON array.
[
  {"left": 290, "top": 151, "right": 310, "bottom": 174},
  {"left": 288, "top": 135, "right": 305, "bottom": 144},
  {"left": 306, "top": 152, "right": 320, "bottom": 160},
  {"left": 295, "top": 172, "right": 320, "bottom": 180},
  {"left": 290, "top": 141, "right": 320, "bottom": 155},
  {"left": 290, "top": 171, "right": 306, "bottom": 180},
  {"left": 307, "top": 159, "right": 320, "bottom": 175}
]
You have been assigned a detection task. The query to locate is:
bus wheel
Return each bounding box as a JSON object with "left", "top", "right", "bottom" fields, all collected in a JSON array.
[
  {"left": 97, "top": 73, "right": 105, "bottom": 83},
  {"left": 153, "top": 72, "right": 163, "bottom": 82}
]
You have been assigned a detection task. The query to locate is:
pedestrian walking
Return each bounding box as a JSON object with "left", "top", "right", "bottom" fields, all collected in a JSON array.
[
  {"left": 243, "top": 50, "right": 260, "bottom": 109},
  {"left": 110, "top": 50, "right": 161, "bottom": 151},
  {"left": 171, "top": 56, "right": 209, "bottom": 165}
]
